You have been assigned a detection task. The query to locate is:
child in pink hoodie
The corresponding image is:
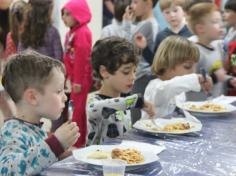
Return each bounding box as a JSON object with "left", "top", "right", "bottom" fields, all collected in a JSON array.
[{"left": 62, "top": 0, "right": 93, "bottom": 147}]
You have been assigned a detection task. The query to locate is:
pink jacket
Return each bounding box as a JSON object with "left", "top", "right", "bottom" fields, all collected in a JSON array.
[{"left": 63, "top": 0, "right": 92, "bottom": 86}]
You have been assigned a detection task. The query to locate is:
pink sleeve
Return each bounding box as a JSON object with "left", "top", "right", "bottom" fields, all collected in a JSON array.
[
  {"left": 4, "top": 33, "right": 17, "bottom": 60},
  {"left": 73, "top": 30, "right": 92, "bottom": 85}
]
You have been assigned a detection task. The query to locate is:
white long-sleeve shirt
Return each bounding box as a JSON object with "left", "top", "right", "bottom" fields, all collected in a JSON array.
[{"left": 142, "top": 74, "right": 201, "bottom": 118}]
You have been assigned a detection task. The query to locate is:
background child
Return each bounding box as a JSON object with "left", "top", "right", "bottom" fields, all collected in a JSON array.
[
  {"left": 3, "top": 0, "right": 26, "bottom": 59},
  {"left": 87, "top": 37, "right": 155, "bottom": 145},
  {"left": 223, "top": 0, "right": 236, "bottom": 95},
  {"left": 143, "top": 36, "right": 212, "bottom": 118},
  {"left": 126, "top": 0, "right": 159, "bottom": 124},
  {"left": 154, "top": 0, "right": 192, "bottom": 51},
  {"left": 62, "top": 0, "right": 93, "bottom": 147},
  {"left": 187, "top": 2, "right": 236, "bottom": 100},
  {"left": 224, "top": 0, "right": 236, "bottom": 45},
  {"left": 19, "top": 0, "right": 63, "bottom": 61},
  {"left": 101, "top": 0, "right": 131, "bottom": 38},
  {"left": 0, "top": 50, "right": 79, "bottom": 175}
]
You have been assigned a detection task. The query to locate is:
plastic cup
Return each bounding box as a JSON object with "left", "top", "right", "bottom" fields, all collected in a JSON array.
[{"left": 102, "top": 159, "right": 126, "bottom": 176}]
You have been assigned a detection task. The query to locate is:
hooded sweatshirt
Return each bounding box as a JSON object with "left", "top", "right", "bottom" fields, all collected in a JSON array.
[
  {"left": 63, "top": 0, "right": 92, "bottom": 87},
  {"left": 63, "top": 0, "right": 93, "bottom": 147}
]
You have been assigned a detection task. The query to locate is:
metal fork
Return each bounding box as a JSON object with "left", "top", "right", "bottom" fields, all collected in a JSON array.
[
  {"left": 200, "top": 68, "right": 213, "bottom": 100},
  {"left": 151, "top": 119, "right": 163, "bottom": 129}
]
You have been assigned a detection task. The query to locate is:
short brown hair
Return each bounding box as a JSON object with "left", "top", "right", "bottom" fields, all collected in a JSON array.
[
  {"left": 2, "top": 50, "right": 65, "bottom": 103},
  {"left": 152, "top": 36, "right": 199, "bottom": 75},
  {"left": 187, "top": 2, "right": 218, "bottom": 34},
  {"left": 159, "top": 0, "right": 187, "bottom": 11}
]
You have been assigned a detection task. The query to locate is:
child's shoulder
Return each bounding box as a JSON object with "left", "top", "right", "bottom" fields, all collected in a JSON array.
[
  {"left": 87, "top": 91, "right": 101, "bottom": 104},
  {"left": 1, "top": 119, "right": 27, "bottom": 138}
]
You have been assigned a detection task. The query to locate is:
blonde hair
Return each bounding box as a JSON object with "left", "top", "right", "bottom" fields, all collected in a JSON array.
[
  {"left": 187, "top": 2, "right": 218, "bottom": 34},
  {"left": 152, "top": 36, "right": 199, "bottom": 76},
  {"left": 159, "top": 0, "right": 187, "bottom": 11}
]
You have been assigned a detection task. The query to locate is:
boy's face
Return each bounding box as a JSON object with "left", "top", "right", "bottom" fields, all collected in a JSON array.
[
  {"left": 131, "top": 0, "right": 149, "bottom": 19},
  {"left": 104, "top": 63, "right": 136, "bottom": 94},
  {"left": 62, "top": 9, "right": 78, "bottom": 27},
  {"left": 162, "top": 5, "right": 185, "bottom": 29},
  {"left": 224, "top": 9, "right": 236, "bottom": 27},
  {"left": 167, "top": 60, "right": 196, "bottom": 79},
  {"left": 198, "top": 11, "right": 224, "bottom": 41},
  {"left": 35, "top": 68, "right": 67, "bottom": 120}
]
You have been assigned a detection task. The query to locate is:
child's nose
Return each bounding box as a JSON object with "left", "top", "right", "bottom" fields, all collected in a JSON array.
[
  {"left": 63, "top": 93, "right": 67, "bottom": 102},
  {"left": 130, "top": 72, "right": 136, "bottom": 81}
]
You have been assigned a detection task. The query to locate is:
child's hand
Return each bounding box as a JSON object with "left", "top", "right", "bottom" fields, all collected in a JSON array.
[
  {"left": 214, "top": 68, "right": 226, "bottom": 82},
  {"left": 198, "top": 75, "right": 213, "bottom": 94},
  {"left": 73, "top": 83, "right": 81, "bottom": 93},
  {"left": 123, "top": 5, "right": 134, "bottom": 21},
  {"left": 134, "top": 33, "right": 147, "bottom": 49},
  {"left": 142, "top": 100, "right": 156, "bottom": 118},
  {"left": 54, "top": 121, "right": 80, "bottom": 150}
]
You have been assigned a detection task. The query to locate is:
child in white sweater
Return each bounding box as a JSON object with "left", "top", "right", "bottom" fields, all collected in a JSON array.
[{"left": 143, "top": 36, "right": 212, "bottom": 118}]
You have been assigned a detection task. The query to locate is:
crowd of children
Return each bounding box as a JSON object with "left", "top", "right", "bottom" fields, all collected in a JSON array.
[{"left": 0, "top": 0, "right": 236, "bottom": 174}]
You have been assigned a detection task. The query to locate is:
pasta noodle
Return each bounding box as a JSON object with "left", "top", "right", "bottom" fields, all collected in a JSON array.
[
  {"left": 162, "top": 122, "right": 190, "bottom": 131},
  {"left": 111, "top": 148, "right": 144, "bottom": 164},
  {"left": 144, "top": 121, "right": 191, "bottom": 132},
  {"left": 189, "top": 103, "right": 226, "bottom": 112}
]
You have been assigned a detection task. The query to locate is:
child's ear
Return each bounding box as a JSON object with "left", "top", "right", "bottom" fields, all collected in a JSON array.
[
  {"left": 23, "top": 88, "right": 40, "bottom": 106},
  {"left": 99, "top": 65, "right": 109, "bottom": 79}
]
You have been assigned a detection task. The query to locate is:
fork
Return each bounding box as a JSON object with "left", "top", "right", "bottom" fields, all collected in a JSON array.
[
  {"left": 151, "top": 119, "right": 163, "bottom": 129},
  {"left": 200, "top": 68, "right": 213, "bottom": 100}
]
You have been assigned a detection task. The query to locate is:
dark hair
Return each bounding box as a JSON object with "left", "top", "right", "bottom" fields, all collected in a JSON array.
[
  {"left": 9, "top": 0, "right": 27, "bottom": 46},
  {"left": 114, "top": 0, "right": 131, "bottom": 22},
  {"left": 225, "top": 0, "right": 236, "bottom": 12},
  {"left": 152, "top": 0, "right": 159, "bottom": 7},
  {"left": 0, "top": 9, "right": 9, "bottom": 49},
  {"left": 21, "top": 0, "right": 53, "bottom": 48},
  {"left": 91, "top": 37, "right": 139, "bottom": 80},
  {"left": 2, "top": 50, "right": 65, "bottom": 103}
]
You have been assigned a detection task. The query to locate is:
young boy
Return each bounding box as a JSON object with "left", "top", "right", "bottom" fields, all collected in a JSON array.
[
  {"left": 125, "top": 0, "right": 159, "bottom": 124},
  {"left": 87, "top": 37, "right": 155, "bottom": 145},
  {"left": 154, "top": 0, "right": 192, "bottom": 51},
  {"left": 187, "top": 2, "right": 236, "bottom": 100},
  {"left": 223, "top": 0, "right": 236, "bottom": 95},
  {"left": 101, "top": 0, "right": 131, "bottom": 38},
  {"left": 0, "top": 50, "right": 80, "bottom": 175}
]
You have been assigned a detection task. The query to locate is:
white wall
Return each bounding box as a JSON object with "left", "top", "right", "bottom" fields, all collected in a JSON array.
[{"left": 53, "top": 0, "right": 102, "bottom": 46}]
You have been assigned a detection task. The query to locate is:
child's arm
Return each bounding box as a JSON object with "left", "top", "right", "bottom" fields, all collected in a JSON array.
[
  {"left": 145, "top": 74, "right": 201, "bottom": 107},
  {"left": 87, "top": 94, "right": 144, "bottom": 120},
  {"left": 0, "top": 121, "right": 79, "bottom": 175},
  {"left": 0, "top": 133, "right": 59, "bottom": 175}
]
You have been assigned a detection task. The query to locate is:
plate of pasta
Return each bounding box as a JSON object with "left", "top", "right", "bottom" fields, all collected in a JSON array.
[
  {"left": 133, "top": 118, "right": 202, "bottom": 134},
  {"left": 178, "top": 101, "right": 236, "bottom": 116},
  {"left": 72, "top": 141, "right": 163, "bottom": 170}
]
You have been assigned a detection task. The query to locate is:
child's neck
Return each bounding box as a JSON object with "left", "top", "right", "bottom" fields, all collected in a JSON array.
[
  {"left": 159, "top": 74, "right": 171, "bottom": 81},
  {"left": 170, "top": 19, "right": 186, "bottom": 33},
  {"left": 16, "top": 104, "right": 40, "bottom": 124},
  {"left": 141, "top": 10, "right": 154, "bottom": 21},
  {"left": 99, "top": 85, "right": 120, "bottom": 98},
  {"left": 197, "top": 36, "right": 212, "bottom": 47}
]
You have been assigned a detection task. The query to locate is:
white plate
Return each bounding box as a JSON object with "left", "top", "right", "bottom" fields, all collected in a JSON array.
[
  {"left": 72, "top": 141, "right": 161, "bottom": 170},
  {"left": 133, "top": 118, "right": 202, "bottom": 134},
  {"left": 178, "top": 101, "right": 236, "bottom": 116}
]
